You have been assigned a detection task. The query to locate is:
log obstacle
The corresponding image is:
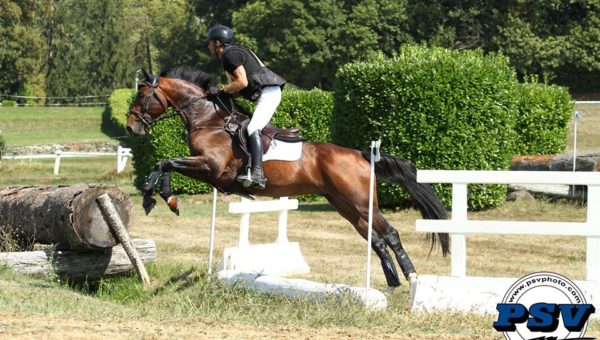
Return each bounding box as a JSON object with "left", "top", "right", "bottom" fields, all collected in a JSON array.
[
  {"left": 0, "top": 184, "right": 156, "bottom": 281},
  {"left": 0, "top": 239, "right": 156, "bottom": 280},
  {"left": 0, "top": 184, "right": 134, "bottom": 250}
]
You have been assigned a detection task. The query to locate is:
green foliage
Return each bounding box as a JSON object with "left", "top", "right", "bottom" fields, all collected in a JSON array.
[
  {"left": 45, "top": 0, "right": 138, "bottom": 97},
  {"left": 0, "top": 1, "right": 47, "bottom": 96},
  {"left": 128, "top": 111, "right": 212, "bottom": 194},
  {"left": 405, "top": 1, "right": 600, "bottom": 92},
  {"left": 232, "top": 0, "right": 412, "bottom": 90},
  {"left": 109, "top": 89, "right": 134, "bottom": 127},
  {"left": 101, "top": 88, "right": 132, "bottom": 139},
  {"left": 332, "top": 45, "right": 519, "bottom": 210},
  {"left": 2, "top": 101, "right": 17, "bottom": 107},
  {"left": 129, "top": 89, "right": 333, "bottom": 195},
  {"left": 513, "top": 80, "right": 574, "bottom": 155},
  {"left": 238, "top": 88, "right": 334, "bottom": 143}
]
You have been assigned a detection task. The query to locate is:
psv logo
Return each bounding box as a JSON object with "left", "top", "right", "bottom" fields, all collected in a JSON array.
[{"left": 493, "top": 272, "right": 596, "bottom": 340}]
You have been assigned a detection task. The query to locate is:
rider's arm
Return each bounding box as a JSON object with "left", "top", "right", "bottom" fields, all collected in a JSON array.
[{"left": 223, "top": 66, "right": 248, "bottom": 94}]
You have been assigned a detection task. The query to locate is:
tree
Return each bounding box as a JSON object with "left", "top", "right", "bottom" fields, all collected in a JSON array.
[
  {"left": 231, "top": 0, "right": 343, "bottom": 89},
  {"left": 0, "top": 0, "right": 48, "bottom": 98},
  {"left": 45, "top": 0, "right": 138, "bottom": 97},
  {"left": 145, "top": 0, "right": 207, "bottom": 72},
  {"left": 494, "top": 1, "right": 600, "bottom": 91}
]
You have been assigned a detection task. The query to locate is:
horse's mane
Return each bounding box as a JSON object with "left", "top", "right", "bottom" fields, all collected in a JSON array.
[
  {"left": 159, "top": 65, "right": 252, "bottom": 117},
  {"left": 159, "top": 66, "right": 213, "bottom": 90}
]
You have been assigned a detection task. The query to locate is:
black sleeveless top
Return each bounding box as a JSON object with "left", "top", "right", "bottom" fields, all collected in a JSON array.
[{"left": 221, "top": 45, "right": 286, "bottom": 101}]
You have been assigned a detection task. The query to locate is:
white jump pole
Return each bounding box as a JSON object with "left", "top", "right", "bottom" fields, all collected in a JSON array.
[
  {"left": 207, "top": 187, "right": 218, "bottom": 274},
  {"left": 365, "top": 140, "right": 381, "bottom": 296},
  {"left": 573, "top": 111, "right": 581, "bottom": 171}
]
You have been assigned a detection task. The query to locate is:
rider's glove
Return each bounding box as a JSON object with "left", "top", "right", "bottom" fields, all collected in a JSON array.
[{"left": 207, "top": 86, "right": 220, "bottom": 97}]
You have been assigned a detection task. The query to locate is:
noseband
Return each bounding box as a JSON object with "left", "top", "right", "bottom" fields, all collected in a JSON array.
[{"left": 130, "top": 77, "right": 171, "bottom": 128}]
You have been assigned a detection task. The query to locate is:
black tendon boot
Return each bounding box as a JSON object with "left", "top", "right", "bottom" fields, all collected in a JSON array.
[{"left": 238, "top": 130, "right": 267, "bottom": 189}]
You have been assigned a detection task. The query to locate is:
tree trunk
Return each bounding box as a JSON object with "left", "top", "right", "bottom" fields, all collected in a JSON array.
[
  {"left": 0, "top": 184, "right": 134, "bottom": 251},
  {"left": 0, "top": 239, "right": 156, "bottom": 281}
]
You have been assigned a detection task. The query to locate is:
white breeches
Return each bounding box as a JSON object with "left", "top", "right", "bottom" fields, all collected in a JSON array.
[{"left": 247, "top": 85, "right": 281, "bottom": 134}]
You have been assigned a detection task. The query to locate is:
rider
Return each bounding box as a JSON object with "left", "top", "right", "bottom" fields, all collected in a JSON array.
[{"left": 207, "top": 25, "right": 286, "bottom": 190}]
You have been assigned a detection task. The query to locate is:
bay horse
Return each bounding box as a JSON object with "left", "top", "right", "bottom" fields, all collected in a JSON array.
[{"left": 127, "top": 66, "right": 449, "bottom": 290}]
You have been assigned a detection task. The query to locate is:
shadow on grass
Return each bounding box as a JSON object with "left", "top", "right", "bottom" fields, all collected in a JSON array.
[
  {"left": 152, "top": 268, "right": 202, "bottom": 296},
  {"left": 297, "top": 202, "right": 334, "bottom": 212},
  {"left": 101, "top": 105, "right": 128, "bottom": 141}
]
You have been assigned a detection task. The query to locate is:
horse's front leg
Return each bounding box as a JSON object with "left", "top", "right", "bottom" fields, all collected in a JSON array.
[
  {"left": 142, "top": 166, "right": 163, "bottom": 215},
  {"left": 144, "top": 156, "right": 213, "bottom": 215}
]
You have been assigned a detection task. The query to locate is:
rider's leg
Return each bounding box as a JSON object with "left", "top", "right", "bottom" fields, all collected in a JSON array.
[
  {"left": 240, "top": 85, "right": 281, "bottom": 189},
  {"left": 239, "top": 130, "right": 266, "bottom": 189}
]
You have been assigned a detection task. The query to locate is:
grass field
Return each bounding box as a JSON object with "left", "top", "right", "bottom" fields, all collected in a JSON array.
[
  {"left": 0, "top": 106, "right": 117, "bottom": 147},
  {"left": 0, "top": 105, "right": 599, "bottom": 338}
]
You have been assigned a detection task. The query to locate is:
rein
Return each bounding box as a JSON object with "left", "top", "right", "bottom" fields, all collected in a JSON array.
[
  {"left": 133, "top": 76, "right": 243, "bottom": 137},
  {"left": 189, "top": 94, "right": 243, "bottom": 136}
]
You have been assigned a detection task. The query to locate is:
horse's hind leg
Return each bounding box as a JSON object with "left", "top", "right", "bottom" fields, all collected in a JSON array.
[
  {"left": 324, "top": 195, "right": 402, "bottom": 289},
  {"left": 380, "top": 217, "right": 417, "bottom": 281}
]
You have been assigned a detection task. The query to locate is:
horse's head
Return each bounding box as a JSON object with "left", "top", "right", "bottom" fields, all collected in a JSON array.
[{"left": 127, "top": 69, "right": 169, "bottom": 136}]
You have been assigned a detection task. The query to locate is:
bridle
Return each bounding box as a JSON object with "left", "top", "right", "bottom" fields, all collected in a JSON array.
[{"left": 129, "top": 77, "right": 177, "bottom": 128}]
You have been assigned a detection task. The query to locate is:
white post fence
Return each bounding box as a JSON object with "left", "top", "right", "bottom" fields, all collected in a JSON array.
[
  {"left": 411, "top": 170, "right": 600, "bottom": 314},
  {"left": 53, "top": 146, "right": 132, "bottom": 175}
]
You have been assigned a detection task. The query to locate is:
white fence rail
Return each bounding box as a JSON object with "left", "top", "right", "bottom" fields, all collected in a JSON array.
[
  {"left": 416, "top": 170, "right": 600, "bottom": 280},
  {"left": 2, "top": 146, "right": 132, "bottom": 175},
  {"left": 411, "top": 170, "right": 600, "bottom": 314}
]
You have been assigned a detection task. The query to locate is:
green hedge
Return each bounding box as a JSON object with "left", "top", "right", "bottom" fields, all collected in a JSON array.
[
  {"left": 109, "top": 89, "right": 133, "bottom": 127},
  {"left": 101, "top": 88, "right": 132, "bottom": 138},
  {"left": 332, "top": 45, "right": 520, "bottom": 210},
  {"left": 128, "top": 88, "right": 333, "bottom": 194},
  {"left": 238, "top": 88, "right": 333, "bottom": 142},
  {"left": 2, "top": 100, "right": 16, "bottom": 107},
  {"left": 513, "top": 80, "right": 573, "bottom": 156}
]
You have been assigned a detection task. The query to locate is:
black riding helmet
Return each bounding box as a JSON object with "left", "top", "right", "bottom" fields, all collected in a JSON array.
[{"left": 207, "top": 25, "right": 233, "bottom": 45}]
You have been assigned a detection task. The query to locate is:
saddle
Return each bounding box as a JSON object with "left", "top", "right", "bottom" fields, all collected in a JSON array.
[
  {"left": 208, "top": 92, "right": 303, "bottom": 155},
  {"left": 238, "top": 119, "right": 303, "bottom": 154}
]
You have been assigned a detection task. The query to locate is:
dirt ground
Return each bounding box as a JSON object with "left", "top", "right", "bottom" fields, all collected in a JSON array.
[{"left": 0, "top": 313, "right": 434, "bottom": 340}]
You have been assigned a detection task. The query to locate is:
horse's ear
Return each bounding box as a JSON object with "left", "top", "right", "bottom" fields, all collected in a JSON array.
[{"left": 142, "top": 68, "right": 152, "bottom": 81}]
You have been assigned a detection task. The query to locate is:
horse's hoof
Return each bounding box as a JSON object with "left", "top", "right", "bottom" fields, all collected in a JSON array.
[
  {"left": 167, "top": 196, "right": 179, "bottom": 216},
  {"left": 408, "top": 272, "right": 418, "bottom": 286},
  {"left": 385, "top": 286, "right": 398, "bottom": 295},
  {"left": 143, "top": 196, "right": 157, "bottom": 215}
]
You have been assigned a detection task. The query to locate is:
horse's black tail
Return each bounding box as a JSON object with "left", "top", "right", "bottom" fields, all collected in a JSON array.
[{"left": 362, "top": 152, "right": 450, "bottom": 257}]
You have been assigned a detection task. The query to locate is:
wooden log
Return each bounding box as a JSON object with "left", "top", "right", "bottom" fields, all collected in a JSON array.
[
  {"left": 96, "top": 194, "right": 150, "bottom": 284},
  {"left": 0, "top": 239, "right": 156, "bottom": 281},
  {"left": 0, "top": 184, "right": 134, "bottom": 250}
]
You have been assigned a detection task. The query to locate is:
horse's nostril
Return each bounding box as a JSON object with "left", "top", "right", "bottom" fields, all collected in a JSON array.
[{"left": 126, "top": 126, "right": 134, "bottom": 135}]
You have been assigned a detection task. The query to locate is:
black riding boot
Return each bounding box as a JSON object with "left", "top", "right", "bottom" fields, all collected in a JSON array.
[{"left": 239, "top": 130, "right": 267, "bottom": 189}]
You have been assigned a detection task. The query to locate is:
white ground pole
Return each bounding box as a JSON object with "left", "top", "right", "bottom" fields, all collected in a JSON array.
[
  {"left": 207, "top": 187, "right": 218, "bottom": 274},
  {"left": 365, "top": 140, "right": 381, "bottom": 297},
  {"left": 573, "top": 110, "right": 581, "bottom": 171}
]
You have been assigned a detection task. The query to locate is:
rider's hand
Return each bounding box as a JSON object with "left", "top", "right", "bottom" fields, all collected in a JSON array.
[{"left": 207, "top": 86, "right": 220, "bottom": 97}]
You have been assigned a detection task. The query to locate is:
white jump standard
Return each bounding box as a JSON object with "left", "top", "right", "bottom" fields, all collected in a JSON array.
[{"left": 213, "top": 195, "right": 387, "bottom": 310}]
